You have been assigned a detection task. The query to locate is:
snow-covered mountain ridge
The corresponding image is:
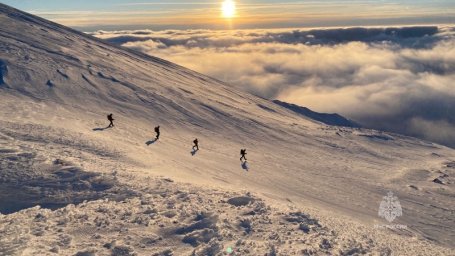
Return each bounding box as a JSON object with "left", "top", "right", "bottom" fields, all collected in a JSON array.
[{"left": 0, "top": 3, "right": 454, "bottom": 255}]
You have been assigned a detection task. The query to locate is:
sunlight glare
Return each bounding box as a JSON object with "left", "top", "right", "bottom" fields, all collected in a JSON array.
[{"left": 222, "top": 0, "right": 236, "bottom": 18}]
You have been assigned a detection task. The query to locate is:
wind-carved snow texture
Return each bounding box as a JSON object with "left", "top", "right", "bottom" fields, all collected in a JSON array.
[
  {"left": 0, "top": 2, "right": 455, "bottom": 255},
  {"left": 0, "top": 175, "right": 405, "bottom": 256},
  {"left": 0, "top": 126, "right": 136, "bottom": 214}
]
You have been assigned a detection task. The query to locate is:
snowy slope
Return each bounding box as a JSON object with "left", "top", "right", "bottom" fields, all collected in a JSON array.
[{"left": 0, "top": 3, "right": 454, "bottom": 255}]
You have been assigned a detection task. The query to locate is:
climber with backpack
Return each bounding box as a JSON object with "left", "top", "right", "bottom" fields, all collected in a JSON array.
[
  {"left": 154, "top": 126, "right": 160, "bottom": 140},
  {"left": 107, "top": 113, "right": 114, "bottom": 128},
  {"left": 240, "top": 149, "right": 247, "bottom": 161},
  {"left": 193, "top": 138, "right": 199, "bottom": 151}
]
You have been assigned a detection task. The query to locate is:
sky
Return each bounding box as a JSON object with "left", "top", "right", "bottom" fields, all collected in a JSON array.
[{"left": 2, "top": 0, "right": 455, "bottom": 30}]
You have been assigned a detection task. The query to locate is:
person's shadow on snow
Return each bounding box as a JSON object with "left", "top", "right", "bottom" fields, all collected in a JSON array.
[
  {"left": 146, "top": 138, "right": 158, "bottom": 146},
  {"left": 92, "top": 126, "right": 112, "bottom": 131},
  {"left": 191, "top": 148, "right": 199, "bottom": 156},
  {"left": 241, "top": 161, "right": 249, "bottom": 171}
]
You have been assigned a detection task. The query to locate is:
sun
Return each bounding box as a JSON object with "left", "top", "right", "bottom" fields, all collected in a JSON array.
[{"left": 222, "top": 0, "right": 236, "bottom": 18}]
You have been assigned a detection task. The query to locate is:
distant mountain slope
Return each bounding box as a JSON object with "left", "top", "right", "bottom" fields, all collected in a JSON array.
[{"left": 273, "top": 100, "right": 361, "bottom": 128}]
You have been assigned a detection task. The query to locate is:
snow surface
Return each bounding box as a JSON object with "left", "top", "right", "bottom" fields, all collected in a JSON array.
[{"left": 0, "top": 3, "right": 454, "bottom": 255}]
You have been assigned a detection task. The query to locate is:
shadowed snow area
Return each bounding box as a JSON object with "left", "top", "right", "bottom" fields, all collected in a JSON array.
[{"left": 0, "top": 3, "right": 454, "bottom": 255}]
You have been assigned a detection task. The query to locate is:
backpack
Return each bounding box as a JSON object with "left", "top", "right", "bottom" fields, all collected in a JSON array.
[{"left": 240, "top": 149, "right": 245, "bottom": 155}]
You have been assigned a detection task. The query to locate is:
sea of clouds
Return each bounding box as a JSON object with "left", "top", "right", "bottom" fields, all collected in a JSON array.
[{"left": 92, "top": 26, "right": 455, "bottom": 147}]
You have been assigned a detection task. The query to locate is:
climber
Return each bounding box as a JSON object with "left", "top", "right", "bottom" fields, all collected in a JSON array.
[
  {"left": 107, "top": 113, "right": 114, "bottom": 128},
  {"left": 193, "top": 138, "right": 199, "bottom": 151},
  {"left": 154, "top": 126, "right": 160, "bottom": 140},
  {"left": 240, "top": 149, "right": 247, "bottom": 161}
]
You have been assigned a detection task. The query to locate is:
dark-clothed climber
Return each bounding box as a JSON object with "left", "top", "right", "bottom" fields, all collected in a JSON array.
[
  {"left": 240, "top": 149, "right": 247, "bottom": 161},
  {"left": 193, "top": 139, "right": 199, "bottom": 151},
  {"left": 107, "top": 114, "right": 114, "bottom": 128},
  {"left": 154, "top": 126, "right": 160, "bottom": 140}
]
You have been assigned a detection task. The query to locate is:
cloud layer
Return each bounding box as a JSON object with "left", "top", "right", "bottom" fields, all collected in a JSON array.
[{"left": 92, "top": 26, "right": 455, "bottom": 147}]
